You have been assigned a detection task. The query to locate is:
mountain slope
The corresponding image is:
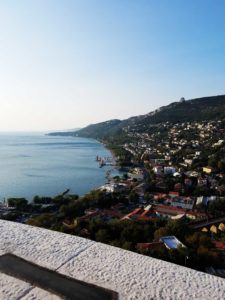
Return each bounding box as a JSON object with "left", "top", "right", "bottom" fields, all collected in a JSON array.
[
  {"left": 76, "top": 95, "right": 225, "bottom": 138},
  {"left": 139, "top": 95, "right": 225, "bottom": 124},
  {"left": 76, "top": 119, "right": 122, "bottom": 139},
  {"left": 49, "top": 95, "right": 225, "bottom": 139}
]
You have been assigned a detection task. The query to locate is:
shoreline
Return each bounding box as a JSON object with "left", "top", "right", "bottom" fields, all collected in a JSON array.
[
  {"left": 0, "top": 135, "right": 124, "bottom": 203},
  {"left": 97, "top": 141, "right": 117, "bottom": 167}
]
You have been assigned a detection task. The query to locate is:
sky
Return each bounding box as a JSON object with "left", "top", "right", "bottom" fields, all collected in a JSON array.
[{"left": 0, "top": 0, "right": 225, "bottom": 131}]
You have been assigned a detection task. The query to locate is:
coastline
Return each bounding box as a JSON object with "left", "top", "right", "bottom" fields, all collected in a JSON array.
[
  {"left": 97, "top": 141, "right": 117, "bottom": 167},
  {"left": 0, "top": 134, "right": 117, "bottom": 201}
]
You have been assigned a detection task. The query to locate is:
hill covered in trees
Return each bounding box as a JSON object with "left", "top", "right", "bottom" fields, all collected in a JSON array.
[{"left": 48, "top": 95, "right": 225, "bottom": 140}]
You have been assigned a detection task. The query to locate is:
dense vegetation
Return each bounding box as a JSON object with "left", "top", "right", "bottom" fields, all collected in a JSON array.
[
  {"left": 48, "top": 95, "right": 225, "bottom": 141},
  {"left": 4, "top": 191, "right": 224, "bottom": 272}
]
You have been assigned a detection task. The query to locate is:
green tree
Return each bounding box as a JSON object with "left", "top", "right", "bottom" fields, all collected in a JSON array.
[
  {"left": 218, "top": 160, "right": 225, "bottom": 173},
  {"left": 27, "top": 213, "right": 56, "bottom": 229},
  {"left": 95, "top": 229, "right": 110, "bottom": 243},
  {"left": 7, "top": 198, "right": 28, "bottom": 210}
]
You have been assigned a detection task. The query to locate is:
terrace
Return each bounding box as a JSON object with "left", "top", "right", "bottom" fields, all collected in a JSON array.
[{"left": 0, "top": 220, "right": 225, "bottom": 299}]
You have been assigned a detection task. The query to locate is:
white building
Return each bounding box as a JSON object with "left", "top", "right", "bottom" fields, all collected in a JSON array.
[{"left": 164, "top": 166, "right": 176, "bottom": 175}]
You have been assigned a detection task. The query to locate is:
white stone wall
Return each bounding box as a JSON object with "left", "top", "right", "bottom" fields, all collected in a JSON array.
[{"left": 0, "top": 220, "right": 225, "bottom": 300}]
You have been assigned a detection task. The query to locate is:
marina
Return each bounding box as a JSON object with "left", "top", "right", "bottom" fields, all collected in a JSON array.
[{"left": 96, "top": 155, "right": 115, "bottom": 168}]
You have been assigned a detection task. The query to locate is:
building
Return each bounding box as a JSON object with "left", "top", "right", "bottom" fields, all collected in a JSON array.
[
  {"left": 160, "top": 236, "right": 186, "bottom": 250},
  {"left": 127, "top": 168, "right": 144, "bottom": 181},
  {"left": 203, "top": 166, "right": 213, "bottom": 174},
  {"left": 170, "top": 197, "right": 195, "bottom": 210},
  {"left": 164, "top": 166, "right": 176, "bottom": 175},
  {"left": 153, "top": 166, "right": 163, "bottom": 175}
]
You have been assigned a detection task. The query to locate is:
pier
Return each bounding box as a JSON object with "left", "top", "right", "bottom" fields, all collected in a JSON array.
[{"left": 96, "top": 156, "right": 115, "bottom": 167}]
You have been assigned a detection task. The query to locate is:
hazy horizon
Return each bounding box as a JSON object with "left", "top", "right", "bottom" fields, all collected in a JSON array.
[
  {"left": 0, "top": 1, "right": 225, "bottom": 131},
  {"left": 1, "top": 93, "right": 225, "bottom": 133}
]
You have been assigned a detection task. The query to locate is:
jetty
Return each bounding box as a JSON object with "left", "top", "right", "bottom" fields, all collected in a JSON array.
[{"left": 96, "top": 155, "right": 115, "bottom": 167}]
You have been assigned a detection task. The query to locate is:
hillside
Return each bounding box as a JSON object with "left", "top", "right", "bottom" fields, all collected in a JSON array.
[
  {"left": 48, "top": 95, "right": 225, "bottom": 140},
  {"left": 76, "top": 119, "right": 122, "bottom": 139},
  {"left": 134, "top": 95, "right": 225, "bottom": 125}
]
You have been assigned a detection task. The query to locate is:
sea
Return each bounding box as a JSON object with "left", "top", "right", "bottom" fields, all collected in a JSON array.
[{"left": 0, "top": 133, "right": 119, "bottom": 201}]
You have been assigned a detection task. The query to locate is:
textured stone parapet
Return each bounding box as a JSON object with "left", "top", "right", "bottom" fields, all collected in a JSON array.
[{"left": 0, "top": 220, "right": 225, "bottom": 299}]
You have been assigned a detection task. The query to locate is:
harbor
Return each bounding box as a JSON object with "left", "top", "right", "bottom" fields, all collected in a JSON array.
[{"left": 96, "top": 155, "right": 115, "bottom": 168}]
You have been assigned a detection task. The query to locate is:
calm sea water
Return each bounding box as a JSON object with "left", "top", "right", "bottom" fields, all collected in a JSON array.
[{"left": 0, "top": 133, "right": 116, "bottom": 201}]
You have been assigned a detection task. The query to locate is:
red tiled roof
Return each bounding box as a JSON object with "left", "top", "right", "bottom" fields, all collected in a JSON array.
[
  {"left": 155, "top": 204, "right": 186, "bottom": 213},
  {"left": 122, "top": 208, "right": 142, "bottom": 219},
  {"left": 169, "top": 191, "right": 179, "bottom": 196},
  {"left": 213, "top": 241, "right": 225, "bottom": 251},
  {"left": 137, "top": 242, "right": 164, "bottom": 251}
]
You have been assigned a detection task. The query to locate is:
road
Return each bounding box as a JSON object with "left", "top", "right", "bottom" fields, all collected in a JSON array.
[{"left": 190, "top": 216, "right": 225, "bottom": 229}]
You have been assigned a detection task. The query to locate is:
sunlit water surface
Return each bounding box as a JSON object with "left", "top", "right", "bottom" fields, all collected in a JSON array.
[{"left": 0, "top": 133, "right": 117, "bottom": 201}]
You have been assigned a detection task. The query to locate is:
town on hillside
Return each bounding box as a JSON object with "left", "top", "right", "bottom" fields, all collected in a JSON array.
[{"left": 2, "top": 118, "right": 225, "bottom": 277}]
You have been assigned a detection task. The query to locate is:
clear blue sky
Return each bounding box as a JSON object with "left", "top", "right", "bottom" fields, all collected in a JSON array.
[{"left": 0, "top": 0, "right": 224, "bottom": 131}]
